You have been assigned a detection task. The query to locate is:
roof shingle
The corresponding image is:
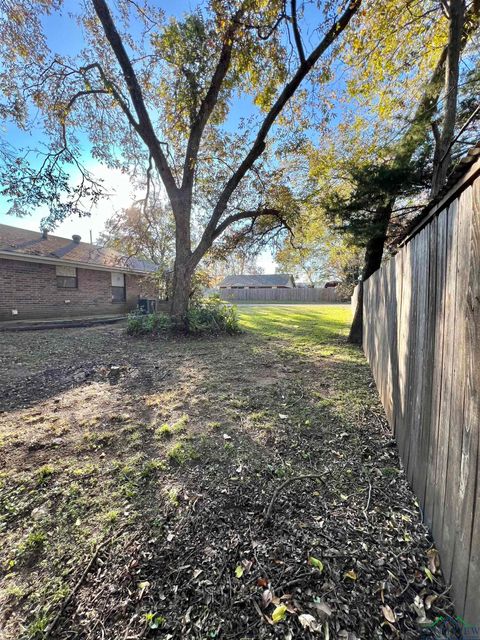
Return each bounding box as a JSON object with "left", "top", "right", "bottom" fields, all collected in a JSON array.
[{"left": 0, "top": 223, "right": 157, "bottom": 273}]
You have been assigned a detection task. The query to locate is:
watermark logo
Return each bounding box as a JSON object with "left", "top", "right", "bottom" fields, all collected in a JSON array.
[{"left": 421, "top": 615, "right": 480, "bottom": 639}]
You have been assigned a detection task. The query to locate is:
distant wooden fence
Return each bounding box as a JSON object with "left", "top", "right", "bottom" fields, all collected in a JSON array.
[
  {"left": 362, "top": 158, "right": 480, "bottom": 619},
  {"left": 209, "top": 287, "right": 344, "bottom": 303}
]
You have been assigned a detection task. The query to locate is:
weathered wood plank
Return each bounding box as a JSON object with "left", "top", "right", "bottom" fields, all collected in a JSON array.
[
  {"left": 431, "top": 200, "right": 459, "bottom": 569},
  {"left": 396, "top": 240, "right": 413, "bottom": 462},
  {"left": 445, "top": 186, "right": 472, "bottom": 600},
  {"left": 405, "top": 230, "right": 421, "bottom": 483},
  {"left": 362, "top": 176, "right": 479, "bottom": 616},
  {"left": 439, "top": 197, "right": 462, "bottom": 583},
  {"left": 416, "top": 222, "right": 437, "bottom": 508},
  {"left": 460, "top": 180, "right": 480, "bottom": 620},
  {"left": 424, "top": 212, "right": 447, "bottom": 530}
]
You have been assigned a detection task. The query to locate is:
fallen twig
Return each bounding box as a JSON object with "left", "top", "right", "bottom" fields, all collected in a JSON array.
[
  {"left": 264, "top": 474, "right": 327, "bottom": 524},
  {"left": 44, "top": 529, "right": 126, "bottom": 639},
  {"left": 364, "top": 481, "right": 373, "bottom": 522}
]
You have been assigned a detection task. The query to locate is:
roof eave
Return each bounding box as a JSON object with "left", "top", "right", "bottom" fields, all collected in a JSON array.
[{"left": 0, "top": 250, "right": 153, "bottom": 275}]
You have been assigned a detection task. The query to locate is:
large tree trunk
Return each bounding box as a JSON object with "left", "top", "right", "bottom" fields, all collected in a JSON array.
[
  {"left": 169, "top": 202, "right": 195, "bottom": 323},
  {"left": 348, "top": 200, "right": 394, "bottom": 344},
  {"left": 431, "top": 0, "right": 465, "bottom": 197},
  {"left": 169, "top": 259, "right": 193, "bottom": 321}
]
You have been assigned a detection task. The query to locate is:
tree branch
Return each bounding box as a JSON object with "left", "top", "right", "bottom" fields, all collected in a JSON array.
[
  {"left": 212, "top": 207, "right": 285, "bottom": 240},
  {"left": 92, "top": 0, "right": 179, "bottom": 201},
  {"left": 81, "top": 62, "right": 143, "bottom": 132},
  {"left": 193, "top": 0, "right": 361, "bottom": 263},
  {"left": 181, "top": 6, "right": 246, "bottom": 195},
  {"left": 291, "top": 0, "right": 305, "bottom": 64}
]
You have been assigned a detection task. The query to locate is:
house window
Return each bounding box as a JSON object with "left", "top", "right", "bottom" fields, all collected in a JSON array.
[
  {"left": 111, "top": 272, "right": 126, "bottom": 302},
  {"left": 56, "top": 265, "right": 77, "bottom": 288}
]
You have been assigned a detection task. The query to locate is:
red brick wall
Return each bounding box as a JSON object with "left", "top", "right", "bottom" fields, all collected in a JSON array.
[{"left": 0, "top": 258, "right": 152, "bottom": 321}]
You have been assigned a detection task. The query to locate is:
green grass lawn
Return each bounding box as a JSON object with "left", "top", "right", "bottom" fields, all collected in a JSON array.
[{"left": 239, "top": 303, "right": 351, "bottom": 346}]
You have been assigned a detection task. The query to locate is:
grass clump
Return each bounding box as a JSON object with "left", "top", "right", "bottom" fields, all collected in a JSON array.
[
  {"left": 155, "top": 415, "right": 189, "bottom": 439},
  {"left": 83, "top": 430, "right": 115, "bottom": 449},
  {"left": 155, "top": 423, "right": 172, "bottom": 439},
  {"left": 103, "top": 509, "right": 120, "bottom": 524},
  {"left": 166, "top": 442, "right": 198, "bottom": 465},
  {"left": 27, "top": 614, "right": 50, "bottom": 636},
  {"left": 72, "top": 463, "right": 97, "bottom": 477},
  {"left": 18, "top": 530, "right": 46, "bottom": 556},
  {"left": 36, "top": 464, "right": 56, "bottom": 485},
  {"left": 140, "top": 459, "right": 167, "bottom": 478},
  {"left": 167, "top": 487, "right": 180, "bottom": 507}
]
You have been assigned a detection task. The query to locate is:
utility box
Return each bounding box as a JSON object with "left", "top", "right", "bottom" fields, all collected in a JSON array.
[{"left": 138, "top": 298, "right": 156, "bottom": 314}]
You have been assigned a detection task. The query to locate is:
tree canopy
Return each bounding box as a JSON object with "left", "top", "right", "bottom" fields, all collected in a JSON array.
[
  {"left": 0, "top": 0, "right": 366, "bottom": 318},
  {"left": 0, "top": 0, "right": 478, "bottom": 325}
]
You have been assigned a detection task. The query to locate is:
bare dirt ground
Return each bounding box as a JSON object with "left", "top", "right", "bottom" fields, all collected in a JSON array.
[{"left": 0, "top": 306, "right": 453, "bottom": 639}]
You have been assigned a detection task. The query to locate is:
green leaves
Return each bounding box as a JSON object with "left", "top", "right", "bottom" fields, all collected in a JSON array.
[
  {"left": 424, "top": 567, "right": 434, "bottom": 583},
  {"left": 271, "top": 604, "right": 287, "bottom": 623},
  {"left": 308, "top": 556, "right": 324, "bottom": 572},
  {"left": 144, "top": 612, "right": 166, "bottom": 629}
]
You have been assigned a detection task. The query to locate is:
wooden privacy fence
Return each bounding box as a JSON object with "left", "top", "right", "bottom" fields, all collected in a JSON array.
[
  {"left": 210, "top": 287, "right": 343, "bottom": 303},
  {"left": 362, "top": 156, "right": 480, "bottom": 619}
]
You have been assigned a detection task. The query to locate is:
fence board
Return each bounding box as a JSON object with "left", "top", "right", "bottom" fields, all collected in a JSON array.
[
  {"left": 464, "top": 177, "right": 480, "bottom": 621},
  {"left": 418, "top": 216, "right": 438, "bottom": 510},
  {"left": 437, "top": 198, "right": 460, "bottom": 582},
  {"left": 362, "top": 164, "right": 480, "bottom": 619},
  {"left": 449, "top": 185, "right": 475, "bottom": 611}
]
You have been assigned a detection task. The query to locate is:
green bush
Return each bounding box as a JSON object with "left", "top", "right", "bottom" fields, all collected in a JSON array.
[
  {"left": 126, "top": 312, "right": 172, "bottom": 336},
  {"left": 185, "top": 296, "right": 240, "bottom": 335},
  {"left": 127, "top": 296, "right": 240, "bottom": 336}
]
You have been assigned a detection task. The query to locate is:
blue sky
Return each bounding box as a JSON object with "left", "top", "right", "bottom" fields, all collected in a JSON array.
[{"left": 0, "top": 0, "right": 340, "bottom": 272}]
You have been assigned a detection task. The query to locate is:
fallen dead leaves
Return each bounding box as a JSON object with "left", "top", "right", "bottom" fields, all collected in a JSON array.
[{"left": 0, "top": 317, "right": 456, "bottom": 639}]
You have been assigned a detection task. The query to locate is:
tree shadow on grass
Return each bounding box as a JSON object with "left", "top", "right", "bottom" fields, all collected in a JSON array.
[{"left": 0, "top": 309, "right": 454, "bottom": 639}]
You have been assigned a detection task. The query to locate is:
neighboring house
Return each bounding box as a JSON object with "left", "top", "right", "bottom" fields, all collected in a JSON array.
[
  {"left": 218, "top": 273, "right": 296, "bottom": 289},
  {"left": 0, "top": 223, "right": 158, "bottom": 321}
]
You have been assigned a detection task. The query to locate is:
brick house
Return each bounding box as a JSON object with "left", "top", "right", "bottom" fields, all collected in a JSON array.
[{"left": 0, "top": 223, "right": 158, "bottom": 321}]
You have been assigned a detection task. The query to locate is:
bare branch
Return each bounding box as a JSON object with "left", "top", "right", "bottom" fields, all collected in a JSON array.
[
  {"left": 212, "top": 207, "right": 285, "bottom": 240},
  {"left": 291, "top": 0, "right": 305, "bottom": 64},
  {"left": 92, "top": 0, "right": 179, "bottom": 200}
]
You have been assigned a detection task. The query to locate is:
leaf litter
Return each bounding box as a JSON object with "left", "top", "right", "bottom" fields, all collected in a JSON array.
[{"left": 0, "top": 312, "right": 455, "bottom": 639}]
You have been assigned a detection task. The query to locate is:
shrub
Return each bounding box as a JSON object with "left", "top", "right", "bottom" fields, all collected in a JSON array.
[
  {"left": 127, "top": 296, "right": 240, "bottom": 336},
  {"left": 185, "top": 296, "right": 240, "bottom": 335},
  {"left": 126, "top": 311, "right": 172, "bottom": 336}
]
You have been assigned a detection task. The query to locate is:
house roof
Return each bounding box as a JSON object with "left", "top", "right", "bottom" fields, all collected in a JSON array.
[
  {"left": 0, "top": 223, "right": 157, "bottom": 274},
  {"left": 219, "top": 273, "right": 295, "bottom": 287}
]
